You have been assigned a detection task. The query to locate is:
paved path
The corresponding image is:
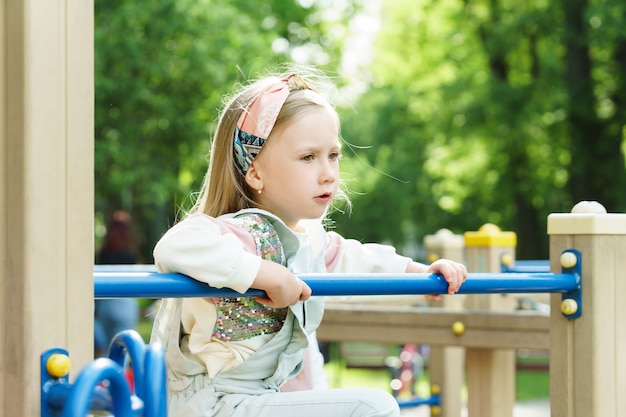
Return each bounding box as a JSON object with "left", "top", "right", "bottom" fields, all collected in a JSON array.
[{"left": 400, "top": 399, "right": 550, "bottom": 417}]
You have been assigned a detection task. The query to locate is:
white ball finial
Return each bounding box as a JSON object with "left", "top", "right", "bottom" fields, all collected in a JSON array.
[
  {"left": 571, "top": 201, "right": 607, "bottom": 214},
  {"left": 561, "top": 299, "right": 578, "bottom": 316},
  {"left": 560, "top": 252, "right": 577, "bottom": 268}
]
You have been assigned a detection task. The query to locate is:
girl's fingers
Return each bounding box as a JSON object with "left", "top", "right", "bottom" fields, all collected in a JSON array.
[
  {"left": 437, "top": 261, "right": 467, "bottom": 294},
  {"left": 300, "top": 281, "right": 312, "bottom": 301}
]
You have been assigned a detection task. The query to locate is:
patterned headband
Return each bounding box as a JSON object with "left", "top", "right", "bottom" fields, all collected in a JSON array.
[{"left": 233, "top": 74, "right": 311, "bottom": 175}]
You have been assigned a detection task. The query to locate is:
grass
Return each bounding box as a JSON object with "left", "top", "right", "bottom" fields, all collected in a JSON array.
[
  {"left": 516, "top": 370, "right": 550, "bottom": 401},
  {"left": 324, "top": 362, "right": 550, "bottom": 401},
  {"left": 325, "top": 362, "right": 550, "bottom": 402},
  {"left": 515, "top": 349, "right": 550, "bottom": 401},
  {"left": 324, "top": 360, "right": 434, "bottom": 399},
  {"left": 137, "top": 317, "right": 153, "bottom": 342},
  {"left": 323, "top": 343, "right": 550, "bottom": 401}
]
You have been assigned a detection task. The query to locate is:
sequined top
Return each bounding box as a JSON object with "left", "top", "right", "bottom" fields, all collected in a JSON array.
[
  {"left": 152, "top": 208, "right": 412, "bottom": 379},
  {"left": 211, "top": 214, "right": 288, "bottom": 342}
]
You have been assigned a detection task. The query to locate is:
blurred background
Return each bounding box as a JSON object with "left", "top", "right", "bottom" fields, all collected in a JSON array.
[
  {"left": 94, "top": 0, "right": 626, "bottom": 263},
  {"left": 93, "top": 1, "right": 624, "bottom": 408}
]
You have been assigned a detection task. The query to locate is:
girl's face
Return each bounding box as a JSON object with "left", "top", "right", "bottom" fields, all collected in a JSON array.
[{"left": 250, "top": 107, "right": 340, "bottom": 230}]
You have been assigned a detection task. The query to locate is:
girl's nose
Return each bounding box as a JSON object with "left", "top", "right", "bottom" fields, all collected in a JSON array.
[{"left": 319, "top": 161, "right": 337, "bottom": 184}]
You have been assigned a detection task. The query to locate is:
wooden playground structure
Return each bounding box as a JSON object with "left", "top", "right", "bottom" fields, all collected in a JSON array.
[
  {"left": 2, "top": 2, "right": 626, "bottom": 416},
  {"left": 41, "top": 203, "right": 626, "bottom": 417}
]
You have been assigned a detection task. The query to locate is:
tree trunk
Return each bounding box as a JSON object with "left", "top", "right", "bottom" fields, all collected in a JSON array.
[{"left": 563, "top": 0, "right": 626, "bottom": 212}]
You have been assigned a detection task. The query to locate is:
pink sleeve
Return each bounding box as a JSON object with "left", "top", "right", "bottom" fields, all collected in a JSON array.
[{"left": 324, "top": 232, "right": 344, "bottom": 272}]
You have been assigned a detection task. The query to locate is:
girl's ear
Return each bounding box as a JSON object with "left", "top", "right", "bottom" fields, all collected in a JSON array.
[{"left": 245, "top": 161, "right": 263, "bottom": 192}]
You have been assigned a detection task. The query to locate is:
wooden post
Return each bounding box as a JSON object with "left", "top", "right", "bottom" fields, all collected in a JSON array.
[
  {"left": 548, "top": 201, "right": 626, "bottom": 417},
  {"left": 1, "top": 1, "right": 93, "bottom": 416},
  {"left": 425, "top": 228, "right": 465, "bottom": 264},
  {"left": 424, "top": 229, "right": 465, "bottom": 417},
  {"left": 463, "top": 224, "right": 517, "bottom": 417}
]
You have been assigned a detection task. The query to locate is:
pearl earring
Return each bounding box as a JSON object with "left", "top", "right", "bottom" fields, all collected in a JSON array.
[{"left": 258, "top": 188, "right": 262, "bottom": 194}]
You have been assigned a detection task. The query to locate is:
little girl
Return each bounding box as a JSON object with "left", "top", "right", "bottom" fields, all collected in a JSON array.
[{"left": 150, "top": 68, "right": 467, "bottom": 417}]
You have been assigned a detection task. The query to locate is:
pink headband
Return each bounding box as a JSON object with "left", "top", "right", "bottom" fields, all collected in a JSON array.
[{"left": 233, "top": 74, "right": 310, "bottom": 175}]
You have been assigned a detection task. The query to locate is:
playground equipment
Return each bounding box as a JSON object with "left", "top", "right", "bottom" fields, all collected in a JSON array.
[
  {"left": 319, "top": 201, "right": 626, "bottom": 417},
  {"left": 41, "top": 330, "right": 166, "bottom": 417},
  {"left": 500, "top": 255, "right": 550, "bottom": 273},
  {"left": 34, "top": 201, "right": 626, "bottom": 417},
  {"left": 5, "top": 4, "right": 625, "bottom": 414},
  {"left": 93, "top": 256, "right": 581, "bottom": 310},
  {"left": 87, "top": 249, "right": 581, "bottom": 417}
]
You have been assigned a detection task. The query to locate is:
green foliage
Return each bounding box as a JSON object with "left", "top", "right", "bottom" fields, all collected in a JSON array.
[
  {"left": 332, "top": 0, "right": 625, "bottom": 259},
  {"left": 95, "top": 0, "right": 359, "bottom": 260},
  {"left": 95, "top": 0, "right": 625, "bottom": 261}
]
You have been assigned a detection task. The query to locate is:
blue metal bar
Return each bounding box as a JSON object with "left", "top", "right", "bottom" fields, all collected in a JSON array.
[
  {"left": 41, "top": 348, "right": 133, "bottom": 417},
  {"left": 45, "top": 383, "right": 115, "bottom": 416},
  {"left": 41, "top": 330, "right": 166, "bottom": 417},
  {"left": 510, "top": 260, "right": 550, "bottom": 267},
  {"left": 501, "top": 260, "right": 550, "bottom": 273},
  {"left": 397, "top": 393, "right": 440, "bottom": 408},
  {"left": 143, "top": 344, "right": 167, "bottom": 417},
  {"left": 94, "top": 264, "right": 158, "bottom": 272},
  {"left": 500, "top": 259, "right": 550, "bottom": 273},
  {"left": 501, "top": 264, "right": 550, "bottom": 274},
  {"left": 94, "top": 271, "right": 579, "bottom": 299},
  {"left": 108, "top": 330, "right": 147, "bottom": 399},
  {"left": 61, "top": 358, "right": 133, "bottom": 417}
]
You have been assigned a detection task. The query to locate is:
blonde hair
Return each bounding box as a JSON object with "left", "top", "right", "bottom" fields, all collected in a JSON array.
[{"left": 189, "top": 68, "right": 350, "bottom": 219}]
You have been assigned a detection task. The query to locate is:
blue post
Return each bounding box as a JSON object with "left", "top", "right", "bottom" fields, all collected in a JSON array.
[{"left": 41, "top": 348, "right": 70, "bottom": 417}]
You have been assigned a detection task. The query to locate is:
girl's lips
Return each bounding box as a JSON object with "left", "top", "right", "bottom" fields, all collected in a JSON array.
[{"left": 314, "top": 193, "right": 332, "bottom": 203}]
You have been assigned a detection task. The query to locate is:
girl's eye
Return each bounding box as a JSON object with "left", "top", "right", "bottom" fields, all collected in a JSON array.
[
  {"left": 302, "top": 154, "right": 314, "bottom": 161},
  {"left": 329, "top": 152, "right": 342, "bottom": 161}
]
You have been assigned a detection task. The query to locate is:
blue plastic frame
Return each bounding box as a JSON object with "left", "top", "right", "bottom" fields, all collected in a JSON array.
[{"left": 41, "top": 330, "right": 166, "bottom": 417}]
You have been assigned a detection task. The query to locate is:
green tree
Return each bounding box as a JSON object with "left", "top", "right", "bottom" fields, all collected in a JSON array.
[
  {"left": 333, "top": 0, "right": 625, "bottom": 259},
  {"left": 563, "top": 0, "right": 626, "bottom": 211},
  {"left": 95, "top": 0, "right": 358, "bottom": 260}
]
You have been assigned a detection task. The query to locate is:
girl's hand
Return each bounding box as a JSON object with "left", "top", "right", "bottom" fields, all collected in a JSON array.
[
  {"left": 252, "top": 260, "right": 312, "bottom": 308},
  {"left": 427, "top": 259, "right": 468, "bottom": 294},
  {"left": 407, "top": 259, "right": 468, "bottom": 302}
]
